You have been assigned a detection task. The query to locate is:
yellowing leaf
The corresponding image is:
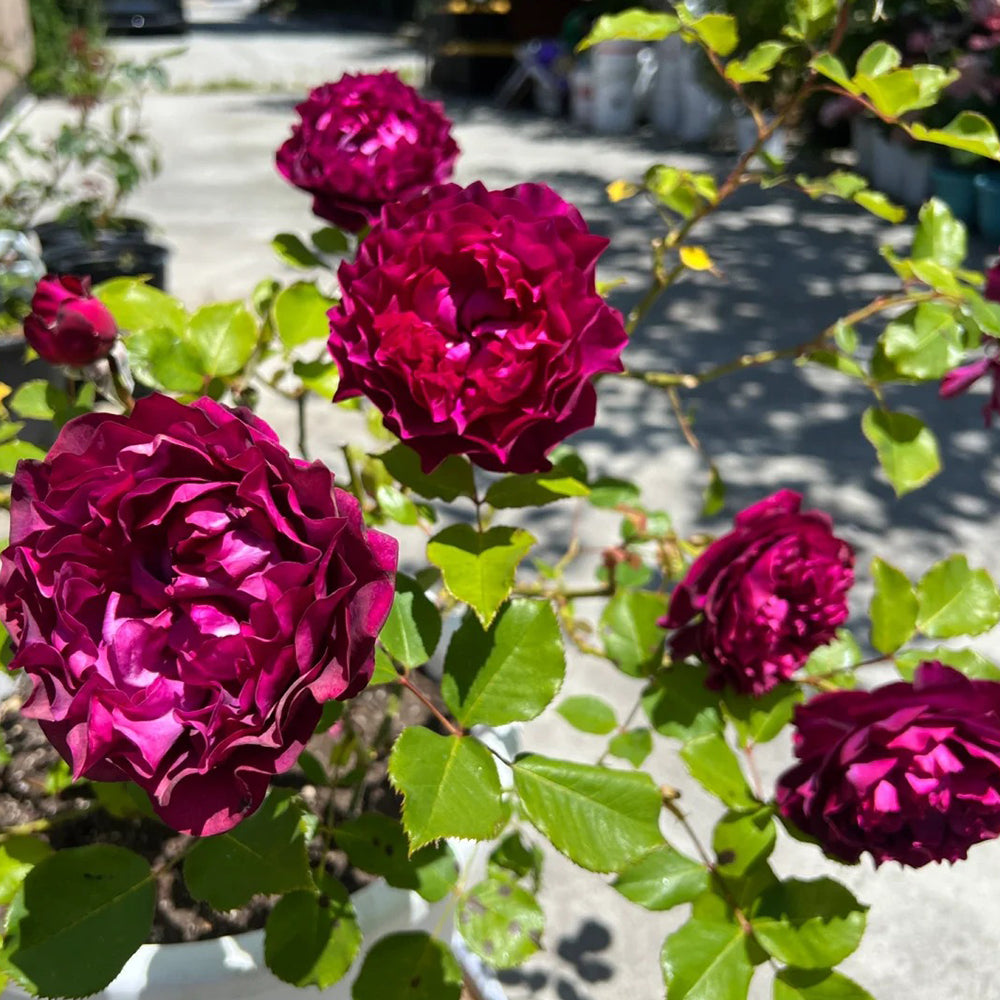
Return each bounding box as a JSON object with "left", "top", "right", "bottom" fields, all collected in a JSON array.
[
  {"left": 680, "top": 246, "right": 714, "bottom": 271},
  {"left": 607, "top": 180, "right": 640, "bottom": 203}
]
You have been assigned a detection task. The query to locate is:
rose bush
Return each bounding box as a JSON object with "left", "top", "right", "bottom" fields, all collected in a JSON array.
[
  {"left": 0, "top": 394, "right": 396, "bottom": 836},
  {"left": 776, "top": 663, "right": 1000, "bottom": 867},
  {"left": 275, "top": 70, "right": 459, "bottom": 233},
  {"left": 660, "top": 490, "right": 854, "bottom": 695},
  {"left": 22, "top": 274, "right": 118, "bottom": 366},
  {"left": 327, "top": 180, "right": 629, "bottom": 473}
]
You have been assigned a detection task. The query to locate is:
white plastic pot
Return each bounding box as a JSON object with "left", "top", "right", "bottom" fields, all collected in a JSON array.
[
  {"left": 649, "top": 35, "right": 683, "bottom": 135},
  {"left": 590, "top": 40, "right": 640, "bottom": 134}
]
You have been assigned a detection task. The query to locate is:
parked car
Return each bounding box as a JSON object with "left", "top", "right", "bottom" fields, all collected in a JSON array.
[{"left": 99, "top": 0, "right": 187, "bottom": 33}]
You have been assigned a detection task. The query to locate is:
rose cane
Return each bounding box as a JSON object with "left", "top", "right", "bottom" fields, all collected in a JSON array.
[{"left": 0, "top": 395, "right": 397, "bottom": 836}]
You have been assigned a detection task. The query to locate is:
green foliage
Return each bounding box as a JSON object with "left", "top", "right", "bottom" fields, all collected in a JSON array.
[
  {"left": 351, "top": 932, "right": 463, "bottom": 1000},
  {"left": 723, "top": 684, "right": 803, "bottom": 745},
  {"left": 427, "top": 524, "right": 535, "bottom": 628},
  {"left": 600, "top": 590, "right": 669, "bottom": 677},
  {"left": 186, "top": 302, "right": 258, "bottom": 378},
  {"left": 661, "top": 917, "right": 756, "bottom": 1000},
  {"left": 264, "top": 872, "right": 361, "bottom": 989},
  {"left": 803, "top": 630, "right": 861, "bottom": 688},
  {"left": 895, "top": 647, "right": 1000, "bottom": 681},
  {"left": 0, "top": 838, "right": 52, "bottom": 907},
  {"left": 388, "top": 729, "right": 505, "bottom": 851},
  {"left": 513, "top": 754, "right": 664, "bottom": 872},
  {"left": 457, "top": 874, "right": 545, "bottom": 968},
  {"left": 680, "top": 732, "right": 756, "bottom": 810},
  {"left": 380, "top": 574, "right": 442, "bottom": 668},
  {"left": 485, "top": 467, "right": 590, "bottom": 508},
  {"left": 642, "top": 661, "right": 723, "bottom": 740},
  {"left": 379, "top": 444, "right": 476, "bottom": 502},
  {"left": 489, "top": 831, "right": 544, "bottom": 888},
  {"left": 613, "top": 845, "right": 709, "bottom": 911},
  {"left": 0, "top": 845, "right": 155, "bottom": 998},
  {"left": 274, "top": 281, "right": 337, "bottom": 350},
  {"left": 577, "top": 9, "right": 680, "bottom": 51},
  {"left": 183, "top": 788, "right": 313, "bottom": 910},
  {"left": 608, "top": 728, "right": 654, "bottom": 767},
  {"left": 878, "top": 303, "right": 966, "bottom": 380},
  {"left": 774, "top": 968, "right": 875, "bottom": 1000},
  {"left": 442, "top": 599, "right": 565, "bottom": 726},
  {"left": 861, "top": 407, "right": 941, "bottom": 496},
  {"left": 915, "top": 555, "right": 1000, "bottom": 638},
  {"left": 557, "top": 695, "right": 618, "bottom": 735},
  {"left": 713, "top": 807, "right": 776, "bottom": 879},
  {"left": 869, "top": 557, "right": 917, "bottom": 654}
]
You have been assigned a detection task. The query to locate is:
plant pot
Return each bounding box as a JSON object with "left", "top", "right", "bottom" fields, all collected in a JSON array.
[
  {"left": 897, "top": 144, "right": 933, "bottom": 207},
  {"left": 975, "top": 173, "right": 1000, "bottom": 242},
  {"left": 850, "top": 116, "right": 878, "bottom": 180},
  {"left": 676, "top": 47, "right": 721, "bottom": 143},
  {"left": 0, "top": 333, "right": 60, "bottom": 453},
  {"left": 870, "top": 129, "right": 906, "bottom": 201},
  {"left": 34, "top": 218, "right": 151, "bottom": 257},
  {"left": 590, "top": 40, "right": 640, "bottom": 134},
  {"left": 931, "top": 164, "right": 978, "bottom": 228},
  {"left": 650, "top": 35, "right": 683, "bottom": 136}
]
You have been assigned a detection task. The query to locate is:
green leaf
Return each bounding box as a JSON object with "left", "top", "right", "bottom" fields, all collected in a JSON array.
[
  {"left": 332, "top": 813, "right": 458, "bottom": 902},
  {"left": 0, "top": 439, "right": 46, "bottom": 475},
  {"left": 457, "top": 875, "right": 545, "bottom": 968},
  {"left": 0, "top": 845, "right": 154, "bottom": 999},
  {"left": 856, "top": 41, "right": 901, "bottom": 78},
  {"left": 722, "top": 684, "right": 803, "bottom": 745},
  {"left": 588, "top": 476, "right": 642, "bottom": 508},
  {"left": 311, "top": 226, "right": 350, "bottom": 255},
  {"left": 803, "top": 630, "right": 860, "bottom": 688},
  {"left": 9, "top": 380, "right": 54, "bottom": 420},
  {"left": 869, "top": 557, "right": 917, "bottom": 653},
  {"left": 642, "top": 662, "right": 724, "bottom": 740},
  {"left": 125, "top": 326, "right": 205, "bottom": 394},
  {"left": 685, "top": 12, "right": 738, "bottom": 56},
  {"left": 750, "top": 878, "right": 867, "bottom": 969},
  {"left": 895, "top": 646, "right": 1000, "bottom": 681},
  {"left": 600, "top": 590, "right": 668, "bottom": 677},
  {"left": 294, "top": 358, "right": 340, "bottom": 399},
  {"left": 578, "top": 9, "right": 680, "bottom": 50},
  {"left": 702, "top": 464, "right": 726, "bottom": 517},
  {"left": 681, "top": 732, "right": 756, "bottom": 810},
  {"left": 613, "top": 844, "right": 709, "bottom": 911},
  {"left": 661, "top": 917, "right": 755, "bottom": 1000},
  {"left": 442, "top": 599, "right": 564, "bottom": 726},
  {"left": 909, "top": 112, "right": 1000, "bottom": 161},
  {"left": 853, "top": 189, "right": 907, "bottom": 223},
  {"left": 351, "top": 931, "right": 462, "bottom": 1000},
  {"left": 805, "top": 350, "right": 867, "bottom": 380},
  {"left": 427, "top": 524, "right": 535, "bottom": 629},
  {"left": 713, "top": 807, "right": 776, "bottom": 879},
  {"left": 371, "top": 646, "right": 400, "bottom": 685},
  {"left": 375, "top": 484, "right": 420, "bottom": 525},
  {"left": 880, "top": 303, "right": 965, "bottom": 380},
  {"left": 489, "top": 832, "right": 544, "bottom": 887},
  {"left": 915, "top": 555, "right": 1000, "bottom": 638},
  {"left": 183, "top": 788, "right": 313, "bottom": 909},
  {"left": 809, "top": 53, "right": 854, "bottom": 91},
  {"left": 512, "top": 754, "right": 664, "bottom": 873},
  {"left": 186, "top": 302, "right": 258, "bottom": 378},
  {"left": 0, "top": 837, "right": 52, "bottom": 907},
  {"left": 381, "top": 574, "right": 441, "bottom": 668},
  {"left": 388, "top": 729, "right": 505, "bottom": 851},
  {"left": 911, "top": 198, "right": 967, "bottom": 268},
  {"left": 264, "top": 873, "right": 361, "bottom": 989},
  {"left": 274, "top": 281, "right": 335, "bottom": 350},
  {"left": 557, "top": 695, "right": 617, "bottom": 735},
  {"left": 272, "top": 232, "right": 325, "bottom": 268},
  {"left": 726, "top": 42, "right": 787, "bottom": 84},
  {"left": 485, "top": 468, "right": 589, "bottom": 508},
  {"left": 861, "top": 407, "right": 941, "bottom": 496},
  {"left": 379, "top": 444, "right": 475, "bottom": 502},
  {"left": 774, "top": 968, "right": 875, "bottom": 1000},
  {"left": 95, "top": 277, "right": 187, "bottom": 336},
  {"left": 608, "top": 728, "right": 654, "bottom": 767}
]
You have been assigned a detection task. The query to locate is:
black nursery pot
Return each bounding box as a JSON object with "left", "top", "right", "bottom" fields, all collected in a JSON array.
[
  {"left": 35, "top": 219, "right": 169, "bottom": 290},
  {"left": 0, "top": 334, "right": 60, "bottom": 454}
]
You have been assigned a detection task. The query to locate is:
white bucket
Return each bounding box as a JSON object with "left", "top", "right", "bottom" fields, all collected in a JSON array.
[
  {"left": 591, "top": 40, "right": 640, "bottom": 134},
  {"left": 650, "top": 35, "right": 683, "bottom": 135}
]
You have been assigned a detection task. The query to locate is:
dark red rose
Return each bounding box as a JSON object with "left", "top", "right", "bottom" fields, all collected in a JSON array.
[
  {"left": 275, "top": 71, "right": 459, "bottom": 233},
  {"left": 660, "top": 490, "right": 854, "bottom": 695},
  {"left": 777, "top": 663, "right": 1000, "bottom": 867},
  {"left": 0, "top": 396, "right": 396, "bottom": 836},
  {"left": 327, "top": 181, "right": 628, "bottom": 473},
  {"left": 23, "top": 274, "right": 118, "bottom": 366}
]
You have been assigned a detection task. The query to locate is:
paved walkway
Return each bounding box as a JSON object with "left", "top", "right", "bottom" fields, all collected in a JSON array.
[{"left": 18, "top": 6, "right": 1000, "bottom": 998}]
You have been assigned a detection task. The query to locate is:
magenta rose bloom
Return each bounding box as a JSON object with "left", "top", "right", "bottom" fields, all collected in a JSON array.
[
  {"left": 0, "top": 395, "right": 396, "bottom": 836},
  {"left": 23, "top": 274, "right": 117, "bottom": 366},
  {"left": 275, "top": 71, "right": 459, "bottom": 233},
  {"left": 776, "top": 663, "right": 1000, "bottom": 867},
  {"left": 328, "top": 181, "right": 628, "bottom": 473},
  {"left": 660, "top": 490, "right": 854, "bottom": 696}
]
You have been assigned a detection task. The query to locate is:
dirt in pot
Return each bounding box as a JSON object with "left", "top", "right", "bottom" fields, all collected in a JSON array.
[{"left": 0, "top": 672, "right": 453, "bottom": 945}]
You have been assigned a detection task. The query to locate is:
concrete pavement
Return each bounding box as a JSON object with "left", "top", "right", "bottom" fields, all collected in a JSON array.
[{"left": 18, "top": 6, "right": 1000, "bottom": 998}]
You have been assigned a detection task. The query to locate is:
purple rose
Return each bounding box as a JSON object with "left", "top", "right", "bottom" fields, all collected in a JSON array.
[
  {"left": 327, "top": 181, "right": 628, "bottom": 473},
  {"left": 660, "top": 490, "right": 854, "bottom": 696},
  {"left": 776, "top": 663, "right": 1000, "bottom": 867},
  {"left": 0, "top": 396, "right": 396, "bottom": 836},
  {"left": 275, "top": 71, "right": 460, "bottom": 233},
  {"left": 23, "top": 274, "right": 117, "bottom": 366}
]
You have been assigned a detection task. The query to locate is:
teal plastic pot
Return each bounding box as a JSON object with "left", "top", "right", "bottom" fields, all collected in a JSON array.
[
  {"left": 932, "top": 165, "right": 978, "bottom": 227},
  {"left": 975, "top": 173, "right": 1000, "bottom": 241}
]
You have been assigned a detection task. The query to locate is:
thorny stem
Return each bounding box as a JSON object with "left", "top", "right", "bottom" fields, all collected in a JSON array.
[{"left": 397, "top": 672, "right": 463, "bottom": 738}]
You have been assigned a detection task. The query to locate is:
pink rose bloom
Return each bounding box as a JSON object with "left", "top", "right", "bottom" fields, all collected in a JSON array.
[
  {"left": 777, "top": 663, "right": 1000, "bottom": 867},
  {"left": 23, "top": 274, "right": 117, "bottom": 366},
  {"left": 0, "top": 396, "right": 396, "bottom": 836},
  {"left": 328, "top": 181, "right": 628, "bottom": 473},
  {"left": 275, "top": 71, "right": 460, "bottom": 233},
  {"left": 660, "top": 490, "right": 854, "bottom": 696}
]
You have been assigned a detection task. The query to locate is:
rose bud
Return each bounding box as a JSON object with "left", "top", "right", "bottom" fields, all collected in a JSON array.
[
  {"left": 23, "top": 274, "right": 118, "bottom": 367},
  {"left": 661, "top": 490, "right": 854, "bottom": 696},
  {"left": 0, "top": 395, "right": 397, "bottom": 836},
  {"left": 777, "top": 663, "right": 1000, "bottom": 867},
  {"left": 275, "top": 70, "right": 460, "bottom": 233},
  {"left": 327, "top": 181, "right": 628, "bottom": 473}
]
